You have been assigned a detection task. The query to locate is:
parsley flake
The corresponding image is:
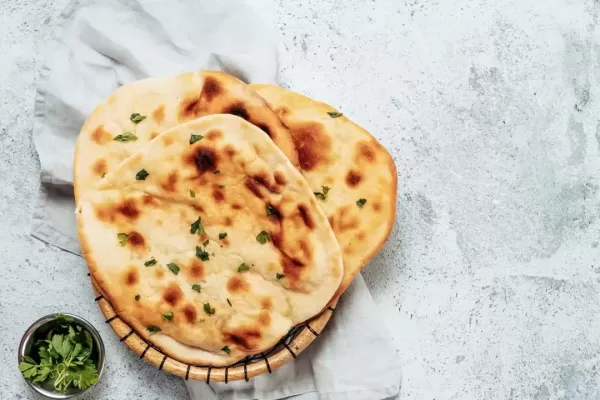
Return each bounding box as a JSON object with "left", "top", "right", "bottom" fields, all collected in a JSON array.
[
  {"left": 135, "top": 294, "right": 140, "bottom": 301},
  {"left": 192, "top": 284, "right": 201, "bottom": 293},
  {"left": 190, "top": 217, "right": 205, "bottom": 235},
  {"left": 256, "top": 230, "right": 269, "bottom": 244},
  {"left": 227, "top": 298, "right": 232, "bottom": 306},
  {"left": 327, "top": 111, "right": 343, "bottom": 118},
  {"left": 276, "top": 273, "right": 285, "bottom": 279},
  {"left": 167, "top": 263, "right": 180, "bottom": 275},
  {"left": 190, "top": 134, "right": 204, "bottom": 144},
  {"left": 144, "top": 259, "right": 157, "bottom": 267},
  {"left": 266, "top": 204, "right": 276, "bottom": 217},
  {"left": 219, "top": 232, "right": 227, "bottom": 240},
  {"left": 203, "top": 302, "right": 215, "bottom": 315},
  {"left": 356, "top": 198, "right": 367, "bottom": 208},
  {"left": 196, "top": 246, "right": 210, "bottom": 261},
  {"left": 162, "top": 311, "right": 174, "bottom": 321},
  {"left": 113, "top": 132, "right": 138, "bottom": 142},
  {"left": 147, "top": 325, "right": 161, "bottom": 334},
  {"left": 190, "top": 190, "right": 195, "bottom": 198},
  {"left": 314, "top": 185, "right": 331, "bottom": 201},
  {"left": 117, "top": 233, "right": 129, "bottom": 246},
  {"left": 203, "top": 239, "right": 209, "bottom": 247},
  {"left": 136, "top": 169, "right": 149, "bottom": 180},
  {"left": 222, "top": 346, "right": 230, "bottom": 354},
  {"left": 238, "top": 263, "right": 249, "bottom": 272},
  {"left": 130, "top": 113, "right": 147, "bottom": 124}
]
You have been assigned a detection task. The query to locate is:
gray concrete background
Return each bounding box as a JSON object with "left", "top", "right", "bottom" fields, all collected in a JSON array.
[{"left": 2, "top": 0, "right": 600, "bottom": 399}]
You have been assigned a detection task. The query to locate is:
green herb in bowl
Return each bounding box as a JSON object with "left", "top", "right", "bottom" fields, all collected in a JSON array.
[{"left": 18, "top": 314, "right": 100, "bottom": 393}]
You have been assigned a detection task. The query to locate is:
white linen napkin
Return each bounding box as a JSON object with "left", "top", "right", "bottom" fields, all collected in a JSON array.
[{"left": 30, "top": 1, "right": 402, "bottom": 399}]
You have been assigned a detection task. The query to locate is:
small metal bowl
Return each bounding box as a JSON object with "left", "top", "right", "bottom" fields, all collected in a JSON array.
[{"left": 18, "top": 313, "right": 105, "bottom": 399}]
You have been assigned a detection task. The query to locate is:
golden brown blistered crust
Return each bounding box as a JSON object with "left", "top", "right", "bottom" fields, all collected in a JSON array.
[
  {"left": 76, "top": 115, "right": 342, "bottom": 366},
  {"left": 250, "top": 84, "right": 398, "bottom": 300},
  {"left": 74, "top": 71, "right": 298, "bottom": 202}
]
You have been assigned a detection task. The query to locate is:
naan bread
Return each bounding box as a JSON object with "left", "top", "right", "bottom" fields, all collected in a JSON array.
[
  {"left": 76, "top": 114, "right": 343, "bottom": 366},
  {"left": 250, "top": 85, "right": 397, "bottom": 298},
  {"left": 74, "top": 71, "right": 298, "bottom": 200}
]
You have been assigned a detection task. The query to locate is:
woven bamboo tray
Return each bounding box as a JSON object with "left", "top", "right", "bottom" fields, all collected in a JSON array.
[{"left": 90, "top": 276, "right": 336, "bottom": 382}]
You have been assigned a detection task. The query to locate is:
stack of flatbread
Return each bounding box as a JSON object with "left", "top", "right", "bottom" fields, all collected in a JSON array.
[{"left": 75, "top": 71, "right": 397, "bottom": 367}]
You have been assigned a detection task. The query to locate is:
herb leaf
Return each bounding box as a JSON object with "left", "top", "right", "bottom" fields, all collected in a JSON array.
[
  {"left": 190, "top": 190, "right": 195, "bottom": 198},
  {"left": 162, "top": 311, "right": 174, "bottom": 321},
  {"left": 203, "top": 239, "right": 210, "bottom": 247},
  {"left": 238, "top": 263, "right": 249, "bottom": 272},
  {"left": 167, "top": 263, "right": 180, "bottom": 275},
  {"left": 219, "top": 232, "right": 227, "bottom": 240},
  {"left": 196, "top": 246, "right": 210, "bottom": 261},
  {"left": 147, "top": 325, "right": 161, "bottom": 333},
  {"left": 190, "top": 134, "right": 204, "bottom": 144},
  {"left": 136, "top": 169, "right": 149, "bottom": 180},
  {"left": 144, "top": 259, "right": 157, "bottom": 267},
  {"left": 314, "top": 185, "right": 331, "bottom": 201},
  {"left": 19, "top": 316, "right": 100, "bottom": 392},
  {"left": 135, "top": 294, "right": 140, "bottom": 301},
  {"left": 117, "top": 233, "right": 129, "bottom": 246},
  {"left": 191, "top": 217, "right": 205, "bottom": 235},
  {"left": 327, "top": 111, "right": 343, "bottom": 118},
  {"left": 276, "top": 273, "right": 285, "bottom": 279},
  {"left": 356, "top": 198, "right": 367, "bottom": 208},
  {"left": 256, "top": 230, "right": 269, "bottom": 244},
  {"left": 222, "top": 346, "right": 230, "bottom": 354},
  {"left": 227, "top": 298, "right": 232, "bottom": 306},
  {"left": 130, "top": 113, "right": 147, "bottom": 124},
  {"left": 203, "top": 302, "right": 215, "bottom": 315},
  {"left": 266, "top": 204, "right": 276, "bottom": 216},
  {"left": 192, "top": 284, "right": 201, "bottom": 293},
  {"left": 113, "top": 132, "right": 138, "bottom": 142}
]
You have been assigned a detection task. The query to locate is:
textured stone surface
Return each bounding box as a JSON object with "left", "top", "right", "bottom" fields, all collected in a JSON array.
[{"left": 2, "top": 0, "right": 600, "bottom": 399}]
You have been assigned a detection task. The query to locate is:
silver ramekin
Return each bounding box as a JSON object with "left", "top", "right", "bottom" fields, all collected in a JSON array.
[{"left": 17, "top": 313, "right": 105, "bottom": 399}]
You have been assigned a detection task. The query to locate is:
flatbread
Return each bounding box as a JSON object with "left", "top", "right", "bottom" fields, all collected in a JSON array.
[
  {"left": 74, "top": 71, "right": 298, "bottom": 200},
  {"left": 76, "top": 114, "right": 343, "bottom": 366},
  {"left": 250, "top": 85, "right": 397, "bottom": 298}
]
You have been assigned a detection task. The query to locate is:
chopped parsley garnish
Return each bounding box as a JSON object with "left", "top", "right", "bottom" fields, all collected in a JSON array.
[
  {"left": 203, "top": 302, "right": 215, "bottom": 315},
  {"left": 227, "top": 298, "right": 232, "bottom": 306},
  {"left": 147, "top": 325, "right": 161, "bottom": 334},
  {"left": 238, "top": 263, "right": 249, "bottom": 272},
  {"left": 222, "top": 346, "right": 230, "bottom": 354},
  {"left": 356, "top": 198, "right": 367, "bottom": 208},
  {"left": 256, "top": 230, "right": 269, "bottom": 244},
  {"left": 130, "top": 113, "right": 147, "bottom": 124},
  {"left": 190, "top": 134, "right": 204, "bottom": 144},
  {"left": 135, "top": 294, "right": 140, "bottom": 301},
  {"left": 203, "top": 239, "right": 209, "bottom": 247},
  {"left": 276, "top": 273, "right": 285, "bottom": 279},
  {"left": 113, "top": 132, "right": 138, "bottom": 142},
  {"left": 167, "top": 263, "right": 180, "bottom": 275},
  {"left": 314, "top": 185, "right": 331, "bottom": 201},
  {"left": 144, "top": 259, "right": 157, "bottom": 267},
  {"left": 219, "top": 232, "right": 227, "bottom": 240},
  {"left": 327, "top": 111, "right": 343, "bottom": 118},
  {"left": 101, "top": 173, "right": 106, "bottom": 178},
  {"left": 136, "top": 169, "right": 149, "bottom": 180},
  {"left": 196, "top": 246, "right": 210, "bottom": 261},
  {"left": 266, "top": 204, "right": 276, "bottom": 216},
  {"left": 190, "top": 190, "right": 195, "bottom": 198},
  {"left": 162, "top": 311, "right": 174, "bottom": 321},
  {"left": 190, "top": 217, "right": 205, "bottom": 235},
  {"left": 192, "top": 284, "right": 201, "bottom": 293},
  {"left": 214, "top": 170, "right": 220, "bottom": 174},
  {"left": 117, "top": 233, "right": 129, "bottom": 246}
]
